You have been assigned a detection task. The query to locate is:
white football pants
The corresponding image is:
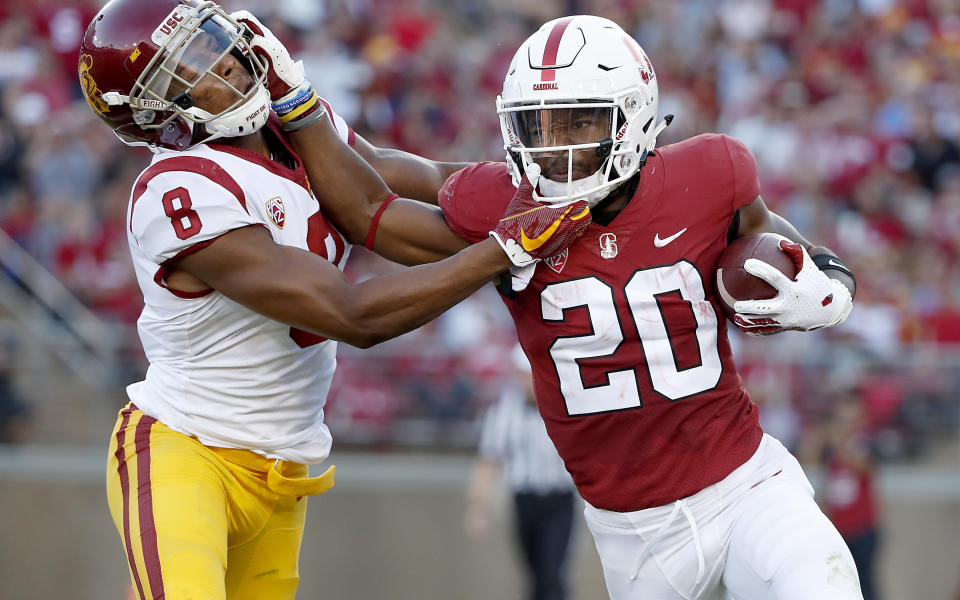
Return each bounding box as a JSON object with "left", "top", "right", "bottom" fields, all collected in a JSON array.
[{"left": 583, "top": 434, "right": 863, "bottom": 600}]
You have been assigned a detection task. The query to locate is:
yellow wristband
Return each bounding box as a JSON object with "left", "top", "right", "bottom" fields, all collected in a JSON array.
[{"left": 277, "top": 91, "right": 319, "bottom": 123}]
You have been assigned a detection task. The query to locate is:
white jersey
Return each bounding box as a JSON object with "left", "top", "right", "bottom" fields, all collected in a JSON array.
[{"left": 126, "top": 116, "right": 353, "bottom": 465}]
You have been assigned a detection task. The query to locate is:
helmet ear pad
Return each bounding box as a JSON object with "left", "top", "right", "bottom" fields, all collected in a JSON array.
[{"left": 611, "top": 106, "right": 656, "bottom": 182}]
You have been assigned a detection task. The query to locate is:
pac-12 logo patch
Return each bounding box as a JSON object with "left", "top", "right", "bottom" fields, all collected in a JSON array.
[
  {"left": 266, "top": 196, "right": 285, "bottom": 229},
  {"left": 599, "top": 233, "right": 618, "bottom": 259},
  {"left": 545, "top": 248, "right": 568, "bottom": 273}
]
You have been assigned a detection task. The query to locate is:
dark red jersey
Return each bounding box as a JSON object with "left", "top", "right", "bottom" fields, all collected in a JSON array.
[
  {"left": 441, "top": 134, "right": 764, "bottom": 511},
  {"left": 824, "top": 457, "right": 878, "bottom": 538}
]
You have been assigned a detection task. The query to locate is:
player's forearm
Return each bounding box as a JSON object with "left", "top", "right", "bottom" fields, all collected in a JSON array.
[
  {"left": 176, "top": 226, "right": 507, "bottom": 349},
  {"left": 369, "top": 151, "right": 470, "bottom": 205},
  {"left": 336, "top": 239, "right": 508, "bottom": 347},
  {"left": 741, "top": 204, "right": 812, "bottom": 248},
  {"left": 352, "top": 137, "right": 470, "bottom": 205},
  {"left": 739, "top": 200, "right": 855, "bottom": 298},
  {"left": 286, "top": 123, "right": 467, "bottom": 264},
  {"left": 765, "top": 213, "right": 857, "bottom": 295},
  {"left": 285, "top": 122, "right": 394, "bottom": 245},
  {"left": 370, "top": 199, "right": 469, "bottom": 265},
  {"left": 806, "top": 243, "right": 856, "bottom": 298}
]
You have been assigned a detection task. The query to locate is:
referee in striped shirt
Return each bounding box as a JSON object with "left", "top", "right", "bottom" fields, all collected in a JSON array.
[{"left": 465, "top": 345, "right": 578, "bottom": 600}]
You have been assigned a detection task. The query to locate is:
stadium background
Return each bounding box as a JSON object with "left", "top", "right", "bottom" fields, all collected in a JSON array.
[{"left": 0, "top": 0, "right": 959, "bottom": 598}]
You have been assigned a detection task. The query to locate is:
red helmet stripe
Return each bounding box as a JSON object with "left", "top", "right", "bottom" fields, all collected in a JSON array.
[
  {"left": 541, "top": 17, "right": 575, "bottom": 82},
  {"left": 621, "top": 34, "right": 642, "bottom": 62},
  {"left": 622, "top": 35, "right": 653, "bottom": 84}
]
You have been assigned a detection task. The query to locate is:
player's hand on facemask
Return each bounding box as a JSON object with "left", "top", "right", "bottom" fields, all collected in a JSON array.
[
  {"left": 490, "top": 164, "right": 592, "bottom": 268},
  {"left": 231, "top": 11, "right": 305, "bottom": 101},
  {"left": 733, "top": 240, "right": 853, "bottom": 334}
]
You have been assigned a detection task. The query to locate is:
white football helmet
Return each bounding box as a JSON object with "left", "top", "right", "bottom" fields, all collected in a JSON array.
[{"left": 498, "top": 15, "right": 670, "bottom": 206}]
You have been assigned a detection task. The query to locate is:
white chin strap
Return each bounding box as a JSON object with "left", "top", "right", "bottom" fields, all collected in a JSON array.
[
  {"left": 187, "top": 85, "right": 272, "bottom": 144},
  {"left": 536, "top": 171, "right": 611, "bottom": 207}
]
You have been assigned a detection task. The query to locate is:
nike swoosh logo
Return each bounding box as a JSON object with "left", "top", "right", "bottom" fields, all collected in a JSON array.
[
  {"left": 827, "top": 259, "right": 844, "bottom": 269},
  {"left": 520, "top": 205, "right": 576, "bottom": 252},
  {"left": 654, "top": 227, "right": 688, "bottom": 247},
  {"left": 570, "top": 205, "right": 590, "bottom": 221}
]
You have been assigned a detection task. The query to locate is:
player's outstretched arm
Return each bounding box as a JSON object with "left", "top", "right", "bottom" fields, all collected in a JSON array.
[
  {"left": 287, "top": 117, "right": 470, "bottom": 264},
  {"left": 171, "top": 172, "right": 589, "bottom": 348},
  {"left": 350, "top": 134, "right": 471, "bottom": 206},
  {"left": 174, "top": 225, "right": 509, "bottom": 348},
  {"left": 234, "top": 10, "right": 466, "bottom": 266},
  {"left": 733, "top": 196, "right": 855, "bottom": 333}
]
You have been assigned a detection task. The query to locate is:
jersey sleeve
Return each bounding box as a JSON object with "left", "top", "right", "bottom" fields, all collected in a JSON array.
[
  {"left": 130, "top": 168, "right": 260, "bottom": 265},
  {"left": 439, "top": 161, "right": 515, "bottom": 243},
  {"left": 721, "top": 135, "right": 761, "bottom": 211}
]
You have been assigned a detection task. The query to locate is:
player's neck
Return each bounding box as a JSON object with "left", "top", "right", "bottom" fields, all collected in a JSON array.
[
  {"left": 215, "top": 131, "right": 270, "bottom": 159},
  {"left": 592, "top": 173, "right": 641, "bottom": 226}
]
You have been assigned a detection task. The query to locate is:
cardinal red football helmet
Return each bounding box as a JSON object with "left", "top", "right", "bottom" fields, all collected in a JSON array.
[{"left": 79, "top": 0, "right": 271, "bottom": 151}]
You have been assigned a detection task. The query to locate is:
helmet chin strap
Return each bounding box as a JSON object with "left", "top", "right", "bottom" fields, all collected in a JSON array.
[
  {"left": 185, "top": 84, "right": 271, "bottom": 146},
  {"left": 536, "top": 171, "right": 610, "bottom": 207}
]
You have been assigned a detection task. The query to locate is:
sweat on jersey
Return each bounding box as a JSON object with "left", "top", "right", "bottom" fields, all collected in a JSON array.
[
  {"left": 126, "top": 111, "right": 353, "bottom": 465},
  {"left": 441, "top": 134, "right": 765, "bottom": 512}
]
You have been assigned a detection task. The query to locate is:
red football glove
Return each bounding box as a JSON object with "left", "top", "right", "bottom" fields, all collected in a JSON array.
[
  {"left": 490, "top": 164, "right": 592, "bottom": 267},
  {"left": 230, "top": 10, "right": 305, "bottom": 101}
]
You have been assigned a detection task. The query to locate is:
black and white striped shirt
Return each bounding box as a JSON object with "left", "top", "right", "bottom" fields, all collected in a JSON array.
[{"left": 478, "top": 388, "right": 575, "bottom": 494}]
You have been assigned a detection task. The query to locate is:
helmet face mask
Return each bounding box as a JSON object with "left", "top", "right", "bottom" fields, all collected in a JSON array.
[
  {"left": 80, "top": 0, "right": 271, "bottom": 151},
  {"left": 497, "top": 16, "right": 665, "bottom": 207}
]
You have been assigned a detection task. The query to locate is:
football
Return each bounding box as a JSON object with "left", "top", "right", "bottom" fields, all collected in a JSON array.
[{"left": 714, "top": 232, "right": 799, "bottom": 322}]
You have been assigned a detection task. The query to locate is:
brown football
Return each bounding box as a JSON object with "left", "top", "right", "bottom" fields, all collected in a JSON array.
[{"left": 714, "top": 232, "right": 799, "bottom": 322}]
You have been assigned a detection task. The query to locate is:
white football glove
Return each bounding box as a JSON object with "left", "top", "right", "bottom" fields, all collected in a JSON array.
[
  {"left": 509, "top": 263, "right": 537, "bottom": 291},
  {"left": 230, "top": 11, "right": 306, "bottom": 102},
  {"left": 733, "top": 240, "right": 853, "bottom": 335}
]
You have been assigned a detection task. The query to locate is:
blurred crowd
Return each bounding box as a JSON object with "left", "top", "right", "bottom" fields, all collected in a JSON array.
[{"left": 1, "top": 0, "right": 959, "bottom": 456}]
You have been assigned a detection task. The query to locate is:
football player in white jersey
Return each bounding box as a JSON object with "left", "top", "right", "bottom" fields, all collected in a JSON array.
[{"left": 78, "top": 1, "right": 592, "bottom": 598}]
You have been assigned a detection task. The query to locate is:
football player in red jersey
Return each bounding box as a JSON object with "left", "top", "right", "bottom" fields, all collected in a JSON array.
[{"left": 288, "top": 14, "right": 864, "bottom": 600}]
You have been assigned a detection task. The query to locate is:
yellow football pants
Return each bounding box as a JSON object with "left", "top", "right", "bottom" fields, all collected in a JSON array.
[{"left": 106, "top": 403, "right": 335, "bottom": 600}]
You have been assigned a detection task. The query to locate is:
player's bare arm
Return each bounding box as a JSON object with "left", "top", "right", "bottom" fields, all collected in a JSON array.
[
  {"left": 234, "top": 12, "right": 471, "bottom": 265},
  {"left": 350, "top": 133, "right": 471, "bottom": 206},
  {"left": 164, "top": 157, "right": 588, "bottom": 348},
  {"left": 736, "top": 195, "right": 855, "bottom": 296},
  {"left": 285, "top": 117, "right": 469, "bottom": 264},
  {"left": 166, "top": 225, "right": 506, "bottom": 348}
]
